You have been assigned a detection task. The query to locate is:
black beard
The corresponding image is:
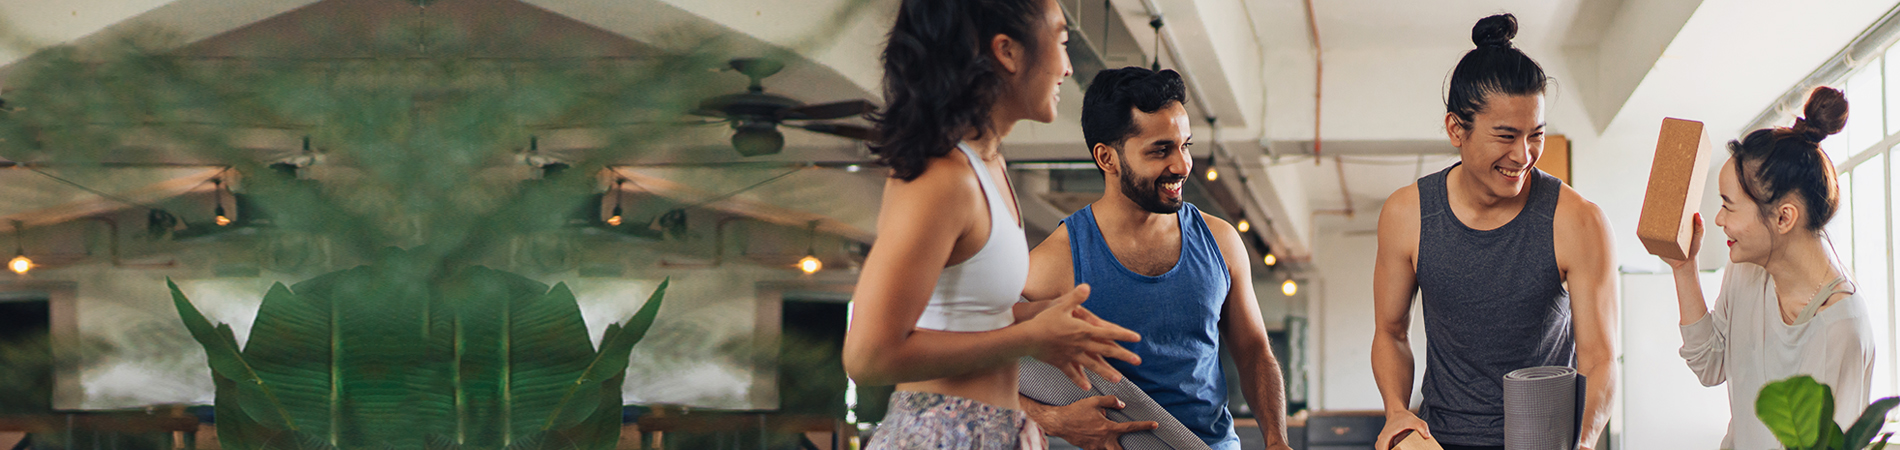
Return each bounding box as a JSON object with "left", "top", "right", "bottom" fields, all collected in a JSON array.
[{"left": 1119, "top": 160, "right": 1184, "bottom": 214}]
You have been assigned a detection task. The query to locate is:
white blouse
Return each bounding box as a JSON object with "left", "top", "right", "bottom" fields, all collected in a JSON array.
[{"left": 1679, "top": 263, "right": 1875, "bottom": 450}]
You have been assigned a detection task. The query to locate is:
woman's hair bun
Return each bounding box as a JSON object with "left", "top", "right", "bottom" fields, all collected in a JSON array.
[
  {"left": 1793, "top": 86, "right": 1848, "bottom": 144},
  {"left": 1472, "top": 14, "right": 1518, "bottom": 48}
]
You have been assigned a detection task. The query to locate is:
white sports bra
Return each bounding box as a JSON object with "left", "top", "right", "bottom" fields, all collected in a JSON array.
[{"left": 913, "top": 143, "right": 1029, "bottom": 332}]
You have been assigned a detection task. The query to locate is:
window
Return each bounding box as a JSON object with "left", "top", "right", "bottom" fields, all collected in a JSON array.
[{"left": 1811, "top": 49, "right": 1898, "bottom": 400}]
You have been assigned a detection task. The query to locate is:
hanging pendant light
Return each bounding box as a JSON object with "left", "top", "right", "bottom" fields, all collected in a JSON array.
[
  {"left": 1263, "top": 253, "right": 1278, "bottom": 267},
  {"left": 1236, "top": 219, "right": 1251, "bottom": 233},
  {"left": 798, "top": 221, "right": 822, "bottom": 274},
  {"left": 1281, "top": 278, "right": 1299, "bottom": 297},
  {"left": 606, "top": 179, "right": 625, "bottom": 226},
  {"left": 213, "top": 178, "right": 232, "bottom": 226},
  {"left": 9, "top": 221, "right": 30, "bottom": 275}
]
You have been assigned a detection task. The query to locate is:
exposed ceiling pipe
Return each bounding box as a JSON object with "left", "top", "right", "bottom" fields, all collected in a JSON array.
[
  {"left": 1303, "top": 0, "right": 1323, "bottom": 165},
  {"left": 1332, "top": 156, "right": 1353, "bottom": 218}
]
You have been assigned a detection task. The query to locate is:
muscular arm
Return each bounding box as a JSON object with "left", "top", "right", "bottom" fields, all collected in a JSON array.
[
  {"left": 1555, "top": 189, "right": 1619, "bottom": 450},
  {"left": 1206, "top": 214, "right": 1292, "bottom": 449},
  {"left": 1372, "top": 186, "right": 1430, "bottom": 449}
]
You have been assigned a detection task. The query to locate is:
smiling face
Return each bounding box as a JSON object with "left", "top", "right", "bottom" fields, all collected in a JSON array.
[
  {"left": 998, "top": 0, "right": 1073, "bottom": 124},
  {"left": 1106, "top": 101, "right": 1194, "bottom": 214},
  {"left": 1447, "top": 93, "right": 1545, "bottom": 200},
  {"left": 1715, "top": 158, "right": 1780, "bottom": 265}
]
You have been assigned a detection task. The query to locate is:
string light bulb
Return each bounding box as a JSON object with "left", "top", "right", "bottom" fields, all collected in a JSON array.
[
  {"left": 1263, "top": 253, "right": 1277, "bottom": 267},
  {"left": 1281, "top": 279, "right": 1298, "bottom": 296},
  {"left": 606, "top": 179, "right": 625, "bottom": 226},
  {"left": 1236, "top": 219, "right": 1250, "bottom": 233},
  {"left": 1205, "top": 167, "right": 1219, "bottom": 181}
]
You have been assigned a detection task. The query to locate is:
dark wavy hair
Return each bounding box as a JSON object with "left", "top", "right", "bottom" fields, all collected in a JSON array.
[
  {"left": 1080, "top": 67, "right": 1187, "bottom": 172},
  {"left": 1729, "top": 86, "right": 1847, "bottom": 232},
  {"left": 1446, "top": 14, "right": 1549, "bottom": 129},
  {"left": 871, "top": 0, "right": 1048, "bottom": 181}
]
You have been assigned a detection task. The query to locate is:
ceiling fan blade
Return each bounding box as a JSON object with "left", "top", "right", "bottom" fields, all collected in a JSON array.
[
  {"left": 530, "top": 118, "right": 726, "bottom": 130},
  {"left": 780, "top": 99, "right": 876, "bottom": 120},
  {"left": 796, "top": 123, "right": 878, "bottom": 141}
]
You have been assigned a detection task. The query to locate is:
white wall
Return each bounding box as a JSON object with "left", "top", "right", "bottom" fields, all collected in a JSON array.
[
  {"left": 1617, "top": 270, "right": 1730, "bottom": 450},
  {"left": 1311, "top": 214, "right": 1426, "bottom": 411}
]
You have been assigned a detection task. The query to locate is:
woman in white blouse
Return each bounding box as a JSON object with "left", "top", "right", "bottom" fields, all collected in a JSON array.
[{"left": 1664, "top": 86, "right": 1875, "bottom": 450}]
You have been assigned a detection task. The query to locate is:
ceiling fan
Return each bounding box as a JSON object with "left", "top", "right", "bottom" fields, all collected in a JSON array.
[{"left": 690, "top": 58, "right": 878, "bottom": 157}]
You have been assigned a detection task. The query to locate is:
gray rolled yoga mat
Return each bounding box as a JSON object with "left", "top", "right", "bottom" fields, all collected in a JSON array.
[
  {"left": 1503, "top": 366, "right": 1587, "bottom": 450},
  {"left": 1018, "top": 358, "right": 1210, "bottom": 450}
]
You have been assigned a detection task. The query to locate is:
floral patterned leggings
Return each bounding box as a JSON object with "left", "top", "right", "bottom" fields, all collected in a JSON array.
[{"left": 866, "top": 391, "right": 1047, "bottom": 450}]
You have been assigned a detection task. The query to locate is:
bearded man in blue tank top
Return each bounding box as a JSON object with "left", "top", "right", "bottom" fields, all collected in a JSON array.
[
  {"left": 1013, "top": 67, "right": 1292, "bottom": 450},
  {"left": 1369, "top": 14, "right": 1617, "bottom": 450}
]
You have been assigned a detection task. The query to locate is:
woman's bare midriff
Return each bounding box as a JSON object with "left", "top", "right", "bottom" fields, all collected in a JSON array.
[{"left": 894, "top": 358, "right": 1022, "bottom": 410}]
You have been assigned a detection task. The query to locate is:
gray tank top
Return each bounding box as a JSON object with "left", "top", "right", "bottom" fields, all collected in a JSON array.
[{"left": 1415, "top": 164, "right": 1573, "bottom": 447}]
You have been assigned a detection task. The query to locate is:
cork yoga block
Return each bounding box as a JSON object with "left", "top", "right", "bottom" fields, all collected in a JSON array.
[
  {"left": 1638, "top": 118, "right": 1715, "bottom": 260},
  {"left": 1390, "top": 430, "right": 1446, "bottom": 450}
]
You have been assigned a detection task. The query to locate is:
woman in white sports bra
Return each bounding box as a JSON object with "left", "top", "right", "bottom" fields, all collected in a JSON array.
[{"left": 842, "top": 0, "right": 1144, "bottom": 448}]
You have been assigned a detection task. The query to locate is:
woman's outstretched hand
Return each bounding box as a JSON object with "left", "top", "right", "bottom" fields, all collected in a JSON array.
[{"left": 1023, "top": 284, "right": 1143, "bottom": 390}]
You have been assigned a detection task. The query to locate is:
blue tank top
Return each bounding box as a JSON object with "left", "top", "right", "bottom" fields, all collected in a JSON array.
[{"left": 1064, "top": 202, "right": 1238, "bottom": 450}]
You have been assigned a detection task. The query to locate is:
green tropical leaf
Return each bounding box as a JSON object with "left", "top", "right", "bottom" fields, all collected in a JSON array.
[
  {"left": 170, "top": 279, "right": 298, "bottom": 431},
  {"left": 1846, "top": 397, "right": 1900, "bottom": 450},
  {"left": 1824, "top": 422, "right": 1845, "bottom": 450},
  {"left": 544, "top": 278, "right": 666, "bottom": 431},
  {"left": 181, "top": 257, "right": 665, "bottom": 450},
  {"left": 213, "top": 369, "right": 269, "bottom": 450},
  {"left": 428, "top": 266, "right": 599, "bottom": 448},
  {"left": 1870, "top": 433, "right": 1892, "bottom": 450},
  {"left": 239, "top": 253, "right": 433, "bottom": 450},
  {"left": 1758, "top": 375, "right": 1834, "bottom": 449}
]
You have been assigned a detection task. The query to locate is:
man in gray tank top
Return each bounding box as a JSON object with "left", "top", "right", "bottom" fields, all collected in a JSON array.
[{"left": 1371, "top": 13, "right": 1617, "bottom": 450}]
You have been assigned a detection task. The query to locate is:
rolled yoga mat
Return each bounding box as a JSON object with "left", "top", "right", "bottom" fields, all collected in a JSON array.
[
  {"left": 1503, "top": 366, "right": 1587, "bottom": 450},
  {"left": 1018, "top": 358, "right": 1210, "bottom": 450}
]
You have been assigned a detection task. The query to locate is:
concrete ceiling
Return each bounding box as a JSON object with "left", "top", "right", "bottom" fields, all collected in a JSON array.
[{"left": 3, "top": 0, "right": 1898, "bottom": 269}]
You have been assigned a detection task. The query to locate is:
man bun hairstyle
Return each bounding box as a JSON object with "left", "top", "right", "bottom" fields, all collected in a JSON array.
[
  {"left": 1445, "top": 14, "right": 1549, "bottom": 129},
  {"left": 1730, "top": 86, "right": 1847, "bottom": 231},
  {"left": 1080, "top": 66, "right": 1188, "bottom": 172}
]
